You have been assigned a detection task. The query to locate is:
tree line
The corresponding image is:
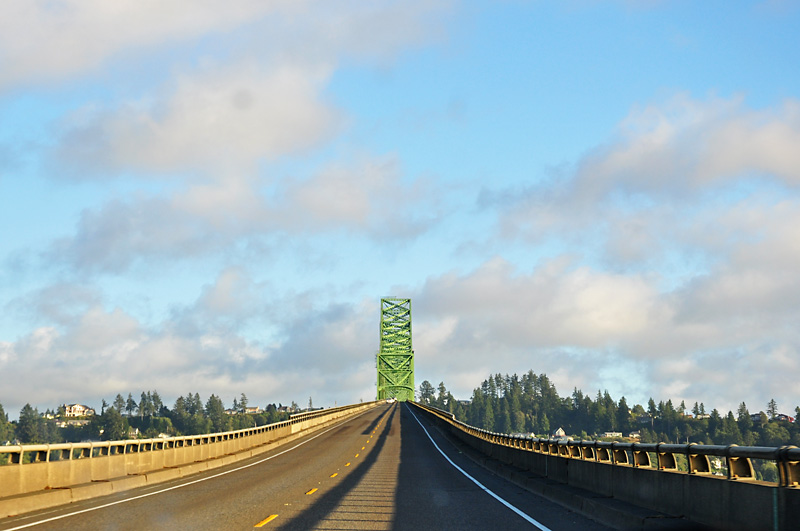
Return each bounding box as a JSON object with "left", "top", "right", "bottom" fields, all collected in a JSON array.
[
  {"left": 419, "top": 371, "right": 800, "bottom": 448},
  {"left": 0, "top": 392, "right": 302, "bottom": 445}
]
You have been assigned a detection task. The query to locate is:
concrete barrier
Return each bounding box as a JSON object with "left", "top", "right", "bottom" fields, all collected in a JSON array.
[
  {"left": 0, "top": 401, "right": 380, "bottom": 517},
  {"left": 411, "top": 402, "right": 800, "bottom": 531}
]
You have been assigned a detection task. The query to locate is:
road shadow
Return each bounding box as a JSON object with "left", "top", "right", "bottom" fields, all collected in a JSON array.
[{"left": 275, "top": 404, "right": 398, "bottom": 530}]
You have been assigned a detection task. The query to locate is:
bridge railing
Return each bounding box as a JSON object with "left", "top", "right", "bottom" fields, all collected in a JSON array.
[
  {"left": 0, "top": 401, "right": 379, "bottom": 499},
  {"left": 414, "top": 402, "right": 800, "bottom": 486},
  {"left": 412, "top": 402, "right": 800, "bottom": 531}
]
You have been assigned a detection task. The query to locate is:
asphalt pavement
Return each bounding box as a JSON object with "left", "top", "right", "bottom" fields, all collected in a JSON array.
[{"left": 0, "top": 403, "right": 611, "bottom": 530}]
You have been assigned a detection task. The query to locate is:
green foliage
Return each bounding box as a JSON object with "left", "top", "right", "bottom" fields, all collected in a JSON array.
[
  {"left": 418, "top": 380, "right": 435, "bottom": 403},
  {"left": 17, "top": 404, "right": 41, "bottom": 443},
  {"left": 452, "top": 371, "right": 799, "bottom": 447},
  {"left": 99, "top": 408, "right": 129, "bottom": 441},
  {"left": 0, "top": 401, "right": 9, "bottom": 443}
]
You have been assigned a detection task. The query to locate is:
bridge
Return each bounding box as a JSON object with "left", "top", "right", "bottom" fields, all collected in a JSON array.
[{"left": 1, "top": 300, "right": 798, "bottom": 529}]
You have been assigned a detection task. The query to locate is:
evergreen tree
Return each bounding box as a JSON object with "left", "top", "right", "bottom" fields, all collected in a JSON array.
[
  {"left": 126, "top": 393, "right": 137, "bottom": 417},
  {"left": 767, "top": 399, "right": 778, "bottom": 419},
  {"left": 18, "top": 404, "right": 41, "bottom": 443},
  {"left": 484, "top": 399, "right": 495, "bottom": 432},
  {"left": 737, "top": 402, "right": 753, "bottom": 433},
  {"left": 617, "top": 396, "right": 631, "bottom": 434},
  {"left": 418, "top": 381, "right": 435, "bottom": 404},
  {"left": 151, "top": 391, "right": 163, "bottom": 415},
  {"left": 113, "top": 394, "right": 126, "bottom": 413},
  {"left": 100, "top": 407, "right": 128, "bottom": 441},
  {"left": 139, "top": 392, "right": 149, "bottom": 418},
  {"left": 205, "top": 394, "right": 229, "bottom": 433},
  {"left": 0, "top": 402, "right": 8, "bottom": 443}
]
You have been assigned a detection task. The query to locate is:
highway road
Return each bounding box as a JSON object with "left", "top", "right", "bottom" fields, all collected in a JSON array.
[{"left": 1, "top": 403, "right": 611, "bottom": 530}]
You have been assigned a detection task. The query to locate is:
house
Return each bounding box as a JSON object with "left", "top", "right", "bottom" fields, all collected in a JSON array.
[
  {"left": 244, "top": 406, "right": 262, "bottom": 414},
  {"left": 775, "top": 414, "right": 796, "bottom": 423},
  {"left": 62, "top": 404, "right": 95, "bottom": 417},
  {"left": 628, "top": 431, "right": 641, "bottom": 439},
  {"left": 695, "top": 414, "right": 710, "bottom": 420},
  {"left": 600, "top": 432, "right": 623, "bottom": 438}
]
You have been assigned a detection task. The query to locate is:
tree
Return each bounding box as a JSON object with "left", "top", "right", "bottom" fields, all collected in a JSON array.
[
  {"left": 113, "top": 394, "right": 126, "bottom": 413},
  {"left": 151, "top": 391, "right": 163, "bottom": 415},
  {"left": 737, "top": 402, "right": 753, "bottom": 433},
  {"left": 100, "top": 408, "right": 128, "bottom": 441},
  {"left": 139, "top": 392, "right": 149, "bottom": 419},
  {"left": 126, "top": 393, "right": 137, "bottom": 417},
  {"left": 617, "top": 396, "right": 631, "bottom": 434},
  {"left": 484, "top": 399, "right": 495, "bottom": 432},
  {"left": 437, "top": 382, "right": 448, "bottom": 407},
  {"left": 101, "top": 399, "right": 108, "bottom": 415},
  {"left": 767, "top": 399, "right": 778, "bottom": 419},
  {"left": 240, "top": 393, "right": 249, "bottom": 413},
  {"left": 418, "top": 381, "right": 435, "bottom": 404},
  {"left": 0, "top": 402, "right": 9, "bottom": 443},
  {"left": 205, "top": 394, "right": 229, "bottom": 433},
  {"left": 18, "top": 404, "right": 41, "bottom": 443}
]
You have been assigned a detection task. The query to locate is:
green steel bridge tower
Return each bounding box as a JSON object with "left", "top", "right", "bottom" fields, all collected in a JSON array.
[{"left": 376, "top": 298, "right": 414, "bottom": 401}]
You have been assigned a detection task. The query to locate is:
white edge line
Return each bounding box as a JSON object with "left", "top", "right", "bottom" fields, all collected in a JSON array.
[
  {"left": 4, "top": 408, "right": 374, "bottom": 531},
  {"left": 405, "top": 403, "right": 553, "bottom": 531}
]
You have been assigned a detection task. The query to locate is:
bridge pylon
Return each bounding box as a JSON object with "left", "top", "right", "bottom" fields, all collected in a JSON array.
[{"left": 376, "top": 298, "right": 414, "bottom": 401}]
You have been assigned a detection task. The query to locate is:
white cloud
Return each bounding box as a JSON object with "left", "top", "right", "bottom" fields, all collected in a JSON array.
[
  {"left": 0, "top": 285, "right": 380, "bottom": 419},
  {"left": 411, "top": 247, "right": 800, "bottom": 414},
  {"left": 576, "top": 95, "right": 800, "bottom": 196},
  {"left": 0, "top": 1, "right": 298, "bottom": 89},
  {"left": 54, "top": 61, "right": 340, "bottom": 176},
  {"left": 47, "top": 153, "right": 442, "bottom": 274}
]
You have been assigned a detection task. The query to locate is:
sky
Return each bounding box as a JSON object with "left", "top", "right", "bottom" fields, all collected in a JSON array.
[{"left": 2, "top": 0, "right": 800, "bottom": 421}]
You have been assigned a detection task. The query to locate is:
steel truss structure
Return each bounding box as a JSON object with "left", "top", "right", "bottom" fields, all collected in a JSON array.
[{"left": 376, "top": 298, "right": 414, "bottom": 401}]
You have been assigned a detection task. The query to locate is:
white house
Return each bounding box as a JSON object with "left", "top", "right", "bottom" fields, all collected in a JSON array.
[{"left": 62, "top": 404, "right": 95, "bottom": 417}]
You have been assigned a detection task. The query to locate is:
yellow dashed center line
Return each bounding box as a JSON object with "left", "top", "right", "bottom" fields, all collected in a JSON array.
[
  {"left": 361, "top": 446, "right": 365, "bottom": 450},
  {"left": 306, "top": 488, "right": 318, "bottom": 495},
  {"left": 355, "top": 453, "right": 359, "bottom": 458},
  {"left": 345, "top": 462, "right": 351, "bottom": 466},
  {"left": 330, "top": 472, "right": 338, "bottom": 478},
  {"left": 254, "top": 514, "right": 278, "bottom": 527}
]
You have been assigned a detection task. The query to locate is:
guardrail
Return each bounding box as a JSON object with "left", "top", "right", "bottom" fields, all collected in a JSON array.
[
  {"left": 0, "top": 401, "right": 379, "bottom": 501},
  {"left": 412, "top": 402, "right": 800, "bottom": 531}
]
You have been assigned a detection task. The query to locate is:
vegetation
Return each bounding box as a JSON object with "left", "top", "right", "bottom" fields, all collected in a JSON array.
[
  {"left": 0, "top": 392, "right": 297, "bottom": 445},
  {"left": 419, "top": 371, "right": 800, "bottom": 448}
]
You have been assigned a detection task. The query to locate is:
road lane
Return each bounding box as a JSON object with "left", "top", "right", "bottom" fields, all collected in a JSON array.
[{"left": 1, "top": 403, "right": 610, "bottom": 530}]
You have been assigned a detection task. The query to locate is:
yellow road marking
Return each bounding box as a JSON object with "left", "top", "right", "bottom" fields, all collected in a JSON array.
[
  {"left": 330, "top": 472, "right": 338, "bottom": 478},
  {"left": 355, "top": 453, "right": 359, "bottom": 458},
  {"left": 306, "top": 488, "right": 318, "bottom": 495},
  {"left": 362, "top": 446, "right": 365, "bottom": 450},
  {"left": 254, "top": 514, "right": 278, "bottom": 527},
  {"left": 345, "top": 462, "right": 350, "bottom": 466}
]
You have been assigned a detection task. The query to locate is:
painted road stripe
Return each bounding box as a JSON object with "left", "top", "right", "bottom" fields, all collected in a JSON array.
[
  {"left": 306, "top": 488, "right": 318, "bottom": 495},
  {"left": 3, "top": 408, "right": 376, "bottom": 531},
  {"left": 330, "top": 472, "right": 338, "bottom": 478},
  {"left": 355, "top": 453, "right": 359, "bottom": 458},
  {"left": 405, "top": 404, "right": 552, "bottom": 531},
  {"left": 345, "top": 462, "right": 351, "bottom": 466},
  {"left": 362, "top": 446, "right": 365, "bottom": 450},
  {"left": 254, "top": 514, "right": 278, "bottom": 527}
]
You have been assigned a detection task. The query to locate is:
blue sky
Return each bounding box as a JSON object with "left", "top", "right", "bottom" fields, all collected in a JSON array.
[{"left": 2, "top": 0, "right": 800, "bottom": 420}]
